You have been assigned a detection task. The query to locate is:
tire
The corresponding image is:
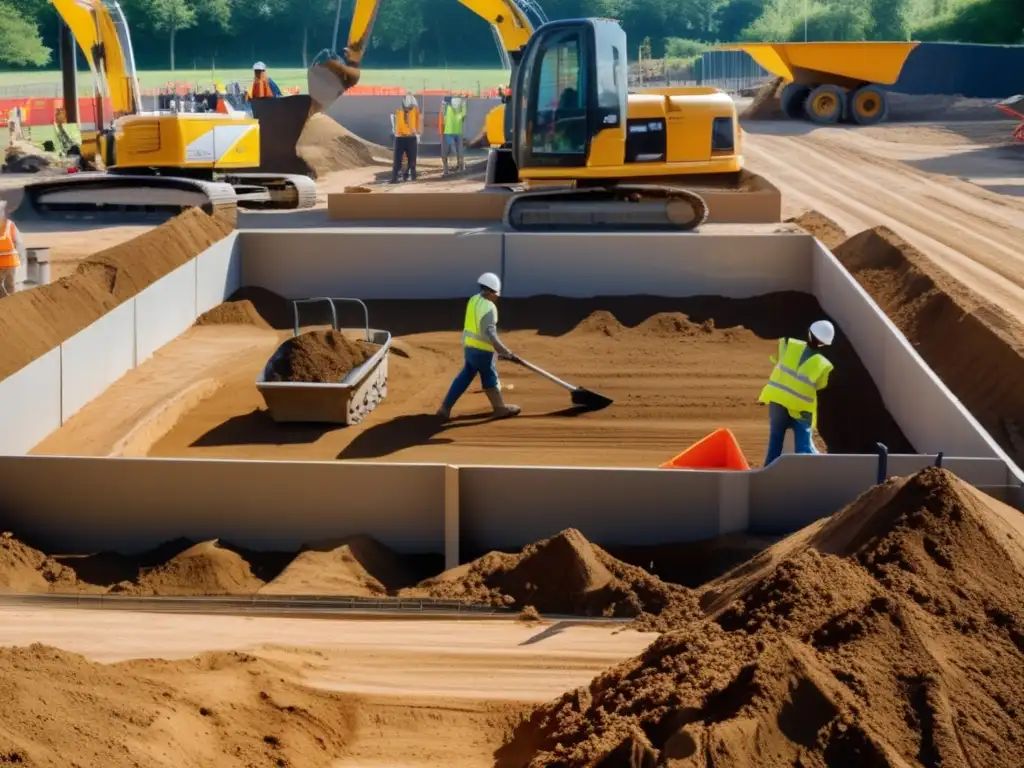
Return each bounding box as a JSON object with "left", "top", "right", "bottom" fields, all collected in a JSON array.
[
  {"left": 779, "top": 83, "right": 811, "bottom": 120},
  {"left": 849, "top": 85, "right": 889, "bottom": 126},
  {"left": 804, "top": 84, "right": 846, "bottom": 125}
]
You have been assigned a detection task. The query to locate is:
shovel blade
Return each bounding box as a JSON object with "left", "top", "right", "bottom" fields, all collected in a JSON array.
[{"left": 571, "top": 388, "right": 614, "bottom": 411}]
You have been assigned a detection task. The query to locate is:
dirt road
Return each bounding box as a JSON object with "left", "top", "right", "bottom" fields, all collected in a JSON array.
[{"left": 743, "top": 120, "right": 1024, "bottom": 319}]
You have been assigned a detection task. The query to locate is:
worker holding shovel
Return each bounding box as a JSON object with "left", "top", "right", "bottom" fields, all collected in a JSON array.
[
  {"left": 759, "top": 320, "right": 835, "bottom": 465},
  {"left": 435, "top": 272, "right": 521, "bottom": 420}
]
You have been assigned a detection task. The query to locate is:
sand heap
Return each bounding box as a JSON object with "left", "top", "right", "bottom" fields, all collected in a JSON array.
[
  {"left": 110, "top": 540, "right": 263, "bottom": 596},
  {"left": 786, "top": 209, "right": 848, "bottom": 250},
  {"left": 195, "top": 298, "right": 271, "bottom": 329},
  {"left": 743, "top": 76, "right": 785, "bottom": 120},
  {"left": 0, "top": 532, "right": 85, "bottom": 594},
  {"left": 296, "top": 113, "right": 387, "bottom": 178},
  {"left": 260, "top": 535, "right": 415, "bottom": 596},
  {"left": 501, "top": 468, "right": 1024, "bottom": 767},
  {"left": 0, "top": 207, "right": 235, "bottom": 380},
  {"left": 405, "top": 529, "right": 698, "bottom": 626},
  {"left": 0, "top": 645, "right": 357, "bottom": 767},
  {"left": 268, "top": 329, "right": 376, "bottom": 384}
]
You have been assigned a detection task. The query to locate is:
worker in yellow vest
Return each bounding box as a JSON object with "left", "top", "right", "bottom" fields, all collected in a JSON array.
[
  {"left": 390, "top": 94, "right": 421, "bottom": 183},
  {"left": 436, "top": 272, "right": 520, "bottom": 420},
  {"left": 759, "top": 320, "right": 835, "bottom": 465},
  {"left": 438, "top": 95, "right": 468, "bottom": 175},
  {"left": 0, "top": 201, "right": 25, "bottom": 297}
]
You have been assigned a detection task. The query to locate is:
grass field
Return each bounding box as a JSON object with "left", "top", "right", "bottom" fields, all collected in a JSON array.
[{"left": 0, "top": 67, "right": 508, "bottom": 97}]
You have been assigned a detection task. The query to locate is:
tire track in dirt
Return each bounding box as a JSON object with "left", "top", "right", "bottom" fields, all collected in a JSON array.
[{"left": 744, "top": 127, "right": 1024, "bottom": 319}]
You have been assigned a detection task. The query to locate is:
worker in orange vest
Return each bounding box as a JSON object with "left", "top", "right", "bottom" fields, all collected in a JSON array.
[
  {"left": 0, "top": 200, "right": 24, "bottom": 297},
  {"left": 390, "top": 95, "right": 421, "bottom": 183},
  {"left": 249, "top": 62, "right": 278, "bottom": 100}
]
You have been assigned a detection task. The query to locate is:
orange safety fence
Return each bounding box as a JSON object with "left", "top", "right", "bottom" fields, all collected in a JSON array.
[
  {"left": 1, "top": 97, "right": 113, "bottom": 127},
  {"left": 659, "top": 428, "right": 751, "bottom": 471}
]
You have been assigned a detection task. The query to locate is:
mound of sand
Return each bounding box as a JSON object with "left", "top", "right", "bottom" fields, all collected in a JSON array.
[
  {"left": 405, "top": 528, "right": 697, "bottom": 624},
  {"left": 0, "top": 645, "right": 357, "bottom": 767},
  {"left": 0, "top": 532, "right": 84, "bottom": 593},
  {"left": 502, "top": 467, "right": 1024, "bottom": 767},
  {"left": 568, "top": 310, "right": 717, "bottom": 339},
  {"left": 195, "top": 298, "right": 271, "bottom": 329},
  {"left": 568, "top": 310, "right": 624, "bottom": 337},
  {"left": 786, "top": 209, "right": 848, "bottom": 250},
  {"left": 260, "top": 535, "right": 415, "bottom": 596},
  {"left": 833, "top": 226, "right": 1024, "bottom": 466},
  {"left": 268, "top": 329, "right": 375, "bottom": 384},
  {"left": 296, "top": 113, "right": 388, "bottom": 178},
  {"left": 743, "top": 76, "right": 785, "bottom": 120},
  {"left": 111, "top": 540, "right": 262, "bottom": 596},
  {"left": 0, "top": 207, "right": 234, "bottom": 381}
]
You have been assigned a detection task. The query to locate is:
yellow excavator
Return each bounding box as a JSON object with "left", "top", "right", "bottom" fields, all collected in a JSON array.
[
  {"left": 18, "top": 0, "right": 325, "bottom": 221},
  {"left": 326, "top": 0, "right": 741, "bottom": 230}
]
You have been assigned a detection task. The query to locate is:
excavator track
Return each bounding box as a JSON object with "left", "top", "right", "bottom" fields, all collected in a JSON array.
[
  {"left": 504, "top": 184, "right": 710, "bottom": 232},
  {"left": 18, "top": 172, "right": 237, "bottom": 224},
  {"left": 225, "top": 172, "right": 318, "bottom": 210}
]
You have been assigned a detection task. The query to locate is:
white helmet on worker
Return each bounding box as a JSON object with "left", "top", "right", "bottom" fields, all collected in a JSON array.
[
  {"left": 809, "top": 320, "right": 835, "bottom": 346},
  {"left": 402, "top": 94, "right": 417, "bottom": 109},
  {"left": 253, "top": 61, "right": 266, "bottom": 72},
  {"left": 478, "top": 272, "right": 501, "bottom": 296}
]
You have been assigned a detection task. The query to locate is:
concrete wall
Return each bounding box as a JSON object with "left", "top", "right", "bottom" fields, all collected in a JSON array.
[
  {"left": 0, "top": 233, "right": 241, "bottom": 450},
  {"left": 239, "top": 227, "right": 502, "bottom": 299},
  {"left": 1, "top": 226, "right": 1021, "bottom": 563}
]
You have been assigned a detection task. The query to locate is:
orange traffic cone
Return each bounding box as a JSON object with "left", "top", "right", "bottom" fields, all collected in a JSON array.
[{"left": 659, "top": 428, "right": 750, "bottom": 470}]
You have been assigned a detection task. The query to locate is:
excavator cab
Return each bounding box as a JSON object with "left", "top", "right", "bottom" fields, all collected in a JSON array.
[{"left": 512, "top": 18, "right": 628, "bottom": 175}]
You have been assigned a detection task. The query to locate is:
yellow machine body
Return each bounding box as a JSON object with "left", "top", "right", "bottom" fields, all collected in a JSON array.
[
  {"left": 108, "top": 113, "right": 262, "bottom": 171},
  {"left": 720, "top": 42, "right": 919, "bottom": 87}
]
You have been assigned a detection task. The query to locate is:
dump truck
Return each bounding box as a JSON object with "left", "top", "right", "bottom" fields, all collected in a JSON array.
[{"left": 721, "top": 42, "right": 920, "bottom": 125}]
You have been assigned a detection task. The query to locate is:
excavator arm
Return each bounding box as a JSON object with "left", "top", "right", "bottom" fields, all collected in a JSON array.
[
  {"left": 308, "top": 0, "right": 537, "bottom": 111},
  {"left": 51, "top": 0, "right": 142, "bottom": 124}
]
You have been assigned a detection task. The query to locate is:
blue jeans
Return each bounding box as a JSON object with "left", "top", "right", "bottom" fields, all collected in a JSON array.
[
  {"left": 442, "top": 348, "right": 498, "bottom": 410},
  {"left": 764, "top": 402, "right": 818, "bottom": 466}
]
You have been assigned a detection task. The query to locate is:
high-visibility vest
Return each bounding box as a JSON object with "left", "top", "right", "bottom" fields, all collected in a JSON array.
[
  {"left": 758, "top": 338, "right": 832, "bottom": 429},
  {"left": 395, "top": 107, "right": 420, "bottom": 137},
  {"left": 0, "top": 220, "right": 20, "bottom": 269},
  {"left": 462, "top": 293, "right": 496, "bottom": 352},
  {"left": 441, "top": 102, "right": 466, "bottom": 135}
]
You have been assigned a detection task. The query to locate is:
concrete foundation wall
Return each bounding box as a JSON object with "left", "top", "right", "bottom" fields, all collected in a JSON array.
[{"left": 0, "top": 226, "right": 1020, "bottom": 562}]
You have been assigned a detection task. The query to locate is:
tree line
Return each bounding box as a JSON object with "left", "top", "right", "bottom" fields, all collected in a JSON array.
[{"left": 1, "top": 0, "right": 1021, "bottom": 71}]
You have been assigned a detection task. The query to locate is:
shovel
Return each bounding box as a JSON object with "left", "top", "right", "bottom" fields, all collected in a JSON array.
[{"left": 512, "top": 356, "right": 614, "bottom": 411}]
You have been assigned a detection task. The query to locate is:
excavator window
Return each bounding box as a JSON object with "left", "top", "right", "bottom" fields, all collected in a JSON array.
[{"left": 530, "top": 31, "right": 587, "bottom": 156}]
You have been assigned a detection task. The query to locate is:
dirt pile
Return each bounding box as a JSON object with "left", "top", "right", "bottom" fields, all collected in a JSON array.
[
  {"left": 568, "top": 311, "right": 718, "bottom": 339},
  {"left": 268, "top": 329, "right": 375, "bottom": 383},
  {"left": 260, "top": 535, "right": 416, "bottom": 596},
  {"left": 296, "top": 113, "right": 386, "bottom": 178},
  {"left": 833, "top": 225, "right": 1024, "bottom": 466},
  {"left": 0, "top": 532, "right": 85, "bottom": 593},
  {"left": 0, "top": 645, "right": 359, "bottom": 767},
  {"left": 501, "top": 467, "right": 1024, "bottom": 767},
  {"left": 786, "top": 209, "right": 848, "bottom": 250},
  {"left": 405, "top": 529, "right": 698, "bottom": 625},
  {"left": 110, "top": 540, "right": 263, "bottom": 596},
  {"left": 0, "top": 207, "right": 235, "bottom": 380},
  {"left": 195, "top": 298, "right": 271, "bottom": 329},
  {"left": 742, "top": 76, "right": 785, "bottom": 120}
]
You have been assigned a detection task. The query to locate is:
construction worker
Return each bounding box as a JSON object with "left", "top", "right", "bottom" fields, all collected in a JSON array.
[
  {"left": 390, "top": 94, "right": 420, "bottom": 183},
  {"left": 436, "top": 272, "right": 521, "bottom": 420},
  {"left": 0, "top": 201, "right": 25, "bottom": 298},
  {"left": 249, "top": 62, "right": 281, "bottom": 100},
  {"left": 438, "top": 95, "right": 467, "bottom": 175},
  {"left": 759, "top": 320, "right": 835, "bottom": 465}
]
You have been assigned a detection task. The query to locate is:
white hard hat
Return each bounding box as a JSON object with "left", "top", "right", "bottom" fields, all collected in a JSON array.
[
  {"left": 253, "top": 61, "right": 266, "bottom": 71},
  {"left": 809, "top": 320, "right": 835, "bottom": 346},
  {"left": 478, "top": 272, "right": 501, "bottom": 296},
  {"left": 451, "top": 96, "right": 464, "bottom": 108},
  {"left": 402, "top": 94, "right": 416, "bottom": 109}
]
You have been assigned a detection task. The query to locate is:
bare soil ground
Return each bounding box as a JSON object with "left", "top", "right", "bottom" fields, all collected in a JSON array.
[{"left": 34, "top": 291, "right": 909, "bottom": 468}]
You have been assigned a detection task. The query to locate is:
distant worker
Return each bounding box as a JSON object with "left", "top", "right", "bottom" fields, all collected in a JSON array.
[
  {"left": 438, "top": 94, "right": 467, "bottom": 175},
  {"left": 6, "top": 106, "right": 24, "bottom": 145},
  {"left": 0, "top": 201, "right": 25, "bottom": 298},
  {"left": 248, "top": 62, "right": 281, "bottom": 100},
  {"left": 759, "top": 320, "right": 835, "bottom": 465},
  {"left": 435, "top": 272, "right": 521, "bottom": 421},
  {"left": 390, "top": 94, "right": 421, "bottom": 183}
]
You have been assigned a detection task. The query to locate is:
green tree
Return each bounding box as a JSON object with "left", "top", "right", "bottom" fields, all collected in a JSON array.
[
  {"left": 869, "top": 0, "right": 909, "bottom": 39},
  {"left": 0, "top": 1, "right": 51, "bottom": 66},
  {"left": 145, "top": 0, "right": 198, "bottom": 70}
]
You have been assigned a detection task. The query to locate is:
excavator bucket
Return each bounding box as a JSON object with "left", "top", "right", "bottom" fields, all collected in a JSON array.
[{"left": 250, "top": 51, "right": 351, "bottom": 178}]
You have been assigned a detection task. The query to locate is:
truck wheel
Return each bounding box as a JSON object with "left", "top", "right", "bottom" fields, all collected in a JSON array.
[
  {"left": 780, "top": 83, "right": 811, "bottom": 120},
  {"left": 804, "top": 84, "right": 846, "bottom": 124},
  {"left": 850, "top": 85, "right": 889, "bottom": 126}
]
